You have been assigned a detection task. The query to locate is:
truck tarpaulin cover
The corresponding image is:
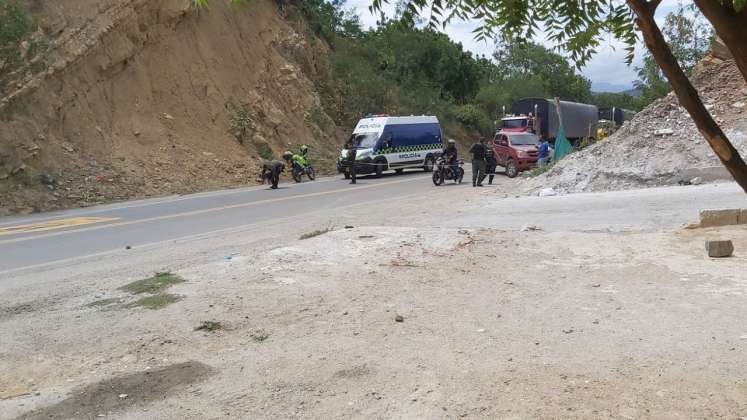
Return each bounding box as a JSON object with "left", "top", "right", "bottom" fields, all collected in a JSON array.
[{"left": 553, "top": 123, "right": 573, "bottom": 162}]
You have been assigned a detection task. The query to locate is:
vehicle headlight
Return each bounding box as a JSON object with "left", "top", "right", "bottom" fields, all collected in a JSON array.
[{"left": 518, "top": 151, "right": 528, "bottom": 158}]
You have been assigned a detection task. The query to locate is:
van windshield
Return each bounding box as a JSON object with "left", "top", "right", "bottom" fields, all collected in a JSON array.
[
  {"left": 503, "top": 118, "right": 528, "bottom": 129},
  {"left": 348, "top": 132, "right": 380, "bottom": 149},
  {"left": 509, "top": 133, "right": 540, "bottom": 145}
]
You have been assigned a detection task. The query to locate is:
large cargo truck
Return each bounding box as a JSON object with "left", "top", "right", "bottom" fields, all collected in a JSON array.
[{"left": 501, "top": 98, "right": 599, "bottom": 143}]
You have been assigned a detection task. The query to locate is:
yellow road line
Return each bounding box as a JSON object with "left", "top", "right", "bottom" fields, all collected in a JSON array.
[
  {"left": 0, "top": 217, "right": 119, "bottom": 236},
  {"left": 0, "top": 175, "right": 428, "bottom": 246}
]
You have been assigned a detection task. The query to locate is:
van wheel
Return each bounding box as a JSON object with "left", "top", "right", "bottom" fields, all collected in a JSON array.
[
  {"left": 424, "top": 156, "right": 434, "bottom": 172},
  {"left": 506, "top": 159, "right": 518, "bottom": 178},
  {"left": 374, "top": 162, "right": 385, "bottom": 178},
  {"left": 343, "top": 171, "right": 351, "bottom": 180}
]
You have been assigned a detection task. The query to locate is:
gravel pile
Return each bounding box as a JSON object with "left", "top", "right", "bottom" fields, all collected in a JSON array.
[{"left": 522, "top": 59, "right": 747, "bottom": 195}]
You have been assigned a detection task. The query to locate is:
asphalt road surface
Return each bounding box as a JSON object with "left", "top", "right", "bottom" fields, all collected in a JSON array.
[
  {"left": 0, "top": 171, "right": 440, "bottom": 274},
  {"left": 1, "top": 171, "right": 745, "bottom": 275}
]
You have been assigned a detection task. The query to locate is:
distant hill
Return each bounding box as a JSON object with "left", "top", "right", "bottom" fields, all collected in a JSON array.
[{"left": 591, "top": 81, "right": 634, "bottom": 93}]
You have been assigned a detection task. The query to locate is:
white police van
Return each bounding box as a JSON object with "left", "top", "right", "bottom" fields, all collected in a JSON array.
[{"left": 337, "top": 115, "right": 443, "bottom": 178}]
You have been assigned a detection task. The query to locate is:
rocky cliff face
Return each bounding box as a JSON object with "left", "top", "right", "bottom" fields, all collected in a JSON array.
[{"left": 0, "top": 0, "right": 342, "bottom": 215}]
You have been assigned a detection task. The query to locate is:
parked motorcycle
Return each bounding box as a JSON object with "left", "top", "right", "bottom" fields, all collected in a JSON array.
[
  {"left": 432, "top": 156, "right": 464, "bottom": 186},
  {"left": 291, "top": 161, "right": 316, "bottom": 183}
]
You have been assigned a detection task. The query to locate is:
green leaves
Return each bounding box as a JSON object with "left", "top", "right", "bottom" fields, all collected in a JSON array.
[
  {"left": 370, "top": 0, "right": 640, "bottom": 68},
  {"left": 0, "top": 0, "right": 33, "bottom": 75}
]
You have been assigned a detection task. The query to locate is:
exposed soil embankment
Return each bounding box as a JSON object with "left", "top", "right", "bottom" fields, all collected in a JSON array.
[{"left": 0, "top": 0, "right": 343, "bottom": 215}]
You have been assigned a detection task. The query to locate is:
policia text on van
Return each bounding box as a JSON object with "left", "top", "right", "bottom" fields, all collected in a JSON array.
[{"left": 337, "top": 115, "right": 442, "bottom": 178}]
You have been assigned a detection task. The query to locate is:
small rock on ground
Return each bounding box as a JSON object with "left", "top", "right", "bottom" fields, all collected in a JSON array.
[{"left": 705, "top": 240, "right": 734, "bottom": 258}]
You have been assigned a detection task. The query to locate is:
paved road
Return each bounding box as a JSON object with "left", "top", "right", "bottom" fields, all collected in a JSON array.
[
  {"left": 0, "top": 170, "right": 441, "bottom": 273},
  {"left": 2, "top": 171, "right": 745, "bottom": 275}
]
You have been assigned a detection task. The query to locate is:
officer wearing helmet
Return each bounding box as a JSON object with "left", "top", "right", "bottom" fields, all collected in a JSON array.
[
  {"left": 283, "top": 149, "right": 306, "bottom": 171},
  {"left": 442, "top": 139, "right": 458, "bottom": 176},
  {"left": 298, "top": 144, "right": 310, "bottom": 168}
]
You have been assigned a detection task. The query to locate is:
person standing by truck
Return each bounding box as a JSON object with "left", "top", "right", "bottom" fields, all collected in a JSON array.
[
  {"left": 537, "top": 137, "right": 550, "bottom": 168},
  {"left": 469, "top": 138, "right": 487, "bottom": 187},
  {"left": 485, "top": 141, "right": 498, "bottom": 185}
]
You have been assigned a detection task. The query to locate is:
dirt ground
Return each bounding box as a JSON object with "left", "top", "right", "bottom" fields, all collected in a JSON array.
[{"left": 1, "top": 181, "right": 746, "bottom": 419}]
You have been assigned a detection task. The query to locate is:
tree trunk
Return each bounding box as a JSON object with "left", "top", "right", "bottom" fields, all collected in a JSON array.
[
  {"left": 694, "top": 0, "right": 747, "bottom": 84},
  {"left": 627, "top": 0, "right": 747, "bottom": 193}
]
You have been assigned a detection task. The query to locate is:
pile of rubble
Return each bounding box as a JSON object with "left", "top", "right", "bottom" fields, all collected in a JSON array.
[{"left": 523, "top": 58, "right": 747, "bottom": 195}]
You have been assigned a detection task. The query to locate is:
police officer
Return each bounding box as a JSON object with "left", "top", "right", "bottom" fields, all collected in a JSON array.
[
  {"left": 260, "top": 159, "right": 285, "bottom": 189},
  {"left": 468, "top": 137, "right": 487, "bottom": 187},
  {"left": 485, "top": 140, "right": 498, "bottom": 185},
  {"left": 344, "top": 139, "right": 357, "bottom": 184}
]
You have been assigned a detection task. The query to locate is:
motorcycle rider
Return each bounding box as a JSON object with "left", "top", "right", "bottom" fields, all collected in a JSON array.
[
  {"left": 260, "top": 159, "right": 285, "bottom": 190},
  {"left": 283, "top": 150, "right": 305, "bottom": 172},
  {"left": 298, "top": 144, "right": 310, "bottom": 168},
  {"left": 442, "top": 139, "right": 458, "bottom": 179}
]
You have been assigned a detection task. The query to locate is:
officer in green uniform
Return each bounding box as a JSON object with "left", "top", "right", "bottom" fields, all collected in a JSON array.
[
  {"left": 345, "top": 139, "right": 357, "bottom": 184},
  {"left": 468, "top": 138, "right": 487, "bottom": 187},
  {"left": 260, "top": 159, "right": 285, "bottom": 189}
]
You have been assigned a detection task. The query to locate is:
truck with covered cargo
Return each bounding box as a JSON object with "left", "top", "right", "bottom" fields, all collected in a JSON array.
[{"left": 501, "top": 98, "right": 599, "bottom": 144}]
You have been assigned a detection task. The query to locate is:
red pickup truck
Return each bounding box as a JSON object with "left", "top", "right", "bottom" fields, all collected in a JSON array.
[{"left": 492, "top": 131, "right": 546, "bottom": 178}]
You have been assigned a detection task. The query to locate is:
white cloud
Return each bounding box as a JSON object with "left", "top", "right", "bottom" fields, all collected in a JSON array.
[{"left": 344, "top": 0, "right": 693, "bottom": 90}]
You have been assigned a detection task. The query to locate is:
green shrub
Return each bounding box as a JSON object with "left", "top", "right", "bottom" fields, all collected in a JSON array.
[
  {"left": 304, "top": 104, "right": 325, "bottom": 127},
  {"left": 257, "top": 144, "right": 274, "bottom": 160},
  {"left": 0, "top": 0, "right": 32, "bottom": 75},
  {"left": 452, "top": 104, "right": 492, "bottom": 134},
  {"left": 225, "top": 101, "right": 254, "bottom": 144}
]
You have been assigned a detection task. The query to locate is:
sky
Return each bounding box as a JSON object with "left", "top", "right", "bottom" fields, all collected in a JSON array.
[{"left": 345, "top": 0, "right": 687, "bottom": 92}]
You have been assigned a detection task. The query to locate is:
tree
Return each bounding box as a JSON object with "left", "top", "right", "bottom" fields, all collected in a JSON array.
[
  {"left": 370, "top": 0, "right": 747, "bottom": 193},
  {"left": 591, "top": 92, "right": 641, "bottom": 112},
  {"left": 494, "top": 40, "right": 592, "bottom": 103},
  {"left": 635, "top": 3, "right": 712, "bottom": 104}
]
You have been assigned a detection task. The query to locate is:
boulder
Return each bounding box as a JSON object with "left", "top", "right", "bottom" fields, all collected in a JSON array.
[{"left": 705, "top": 240, "right": 734, "bottom": 258}]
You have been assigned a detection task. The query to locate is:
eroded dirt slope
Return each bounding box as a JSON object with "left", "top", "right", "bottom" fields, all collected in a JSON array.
[{"left": 0, "top": 0, "right": 342, "bottom": 215}]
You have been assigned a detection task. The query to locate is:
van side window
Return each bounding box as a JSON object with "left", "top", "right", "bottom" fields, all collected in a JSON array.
[
  {"left": 381, "top": 133, "right": 393, "bottom": 149},
  {"left": 498, "top": 135, "right": 508, "bottom": 146}
]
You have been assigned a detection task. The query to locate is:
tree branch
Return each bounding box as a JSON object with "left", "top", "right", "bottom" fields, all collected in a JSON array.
[
  {"left": 695, "top": 0, "right": 747, "bottom": 83},
  {"left": 627, "top": 0, "right": 747, "bottom": 192}
]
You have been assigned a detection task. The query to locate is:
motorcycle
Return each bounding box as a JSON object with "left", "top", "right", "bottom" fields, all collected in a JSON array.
[
  {"left": 291, "top": 161, "right": 316, "bottom": 183},
  {"left": 432, "top": 156, "right": 464, "bottom": 186}
]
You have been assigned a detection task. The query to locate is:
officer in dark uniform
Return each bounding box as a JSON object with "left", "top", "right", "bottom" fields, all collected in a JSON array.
[
  {"left": 468, "top": 138, "right": 487, "bottom": 187},
  {"left": 345, "top": 139, "right": 357, "bottom": 184},
  {"left": 260, "top": 159, "right": 285, "bottom": 189},
  {"left": 485, "top": 140, "right": 498, "bottom": 185}
]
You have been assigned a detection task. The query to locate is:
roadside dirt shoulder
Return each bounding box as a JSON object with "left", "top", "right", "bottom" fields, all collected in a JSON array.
[{"left": 1, "top": 183, "right": 746, "bottom": 419}]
